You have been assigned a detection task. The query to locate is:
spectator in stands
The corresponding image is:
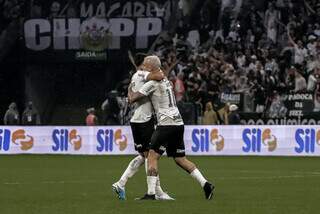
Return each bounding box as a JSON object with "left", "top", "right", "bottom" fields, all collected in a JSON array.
[
  {"left": 22, "top": 101, "right": 40, "bottom": 125},
  {"left": 86, "top": 108, "right": 98, "bottom": 126},
  {"left": 101, "top": 90, "right": 120, "bottom": 125},
  {"left": 202, "top": 101, "right": 218, "bottom": 125},
  {"left": 294, "top": 69, "right": 307, "bottom": 92},
  {"left": 268, "top": 91, "right": 287, "bottom": 118},
  {"left": 288, "top": 26, "right": 308, "bottom": 66},
  {"left": 116, "top": 0, "right": 320, "bottom": 124},
  {"left": 228, "top": 104, "right": 241, "bottom": 125},
  {"left": 217, "top": 103, "right": 230, "bottom": 125},
  {"left": 307, "top": 69, "right": 319, "bottom": 92},
  {"left": 174, "top": 72, "right": 185, "bottom": 102},
  {"left": 3, "top": 102, "right": 19, "bottom": 125}
]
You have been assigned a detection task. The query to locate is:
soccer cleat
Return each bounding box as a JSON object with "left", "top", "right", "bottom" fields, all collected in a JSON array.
[
  {"left": 155, "top": 192, "right": 175, "bottom": 200},
  {"left": 112, "top": 182, "right": 126, "bottom": 200},
  {"left": 135, "top": 194, "right": 156, "bottom": 200},
  {"left": 203, "top": 182, "right": 215, "bottom": 200}
]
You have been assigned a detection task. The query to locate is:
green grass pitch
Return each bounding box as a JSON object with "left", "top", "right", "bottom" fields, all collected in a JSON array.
[{"left": 0, "top": 155, "right": 319, "bottom": 214}]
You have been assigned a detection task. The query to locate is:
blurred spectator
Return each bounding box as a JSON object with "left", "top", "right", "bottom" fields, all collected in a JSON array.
[
  {"left": 114, "top": 0, "right": 320, "bottom": 123},
  {"left": 202, "top": 101, "right": 218, "bottom": 125},
  {"left": 86, "top": 108, "right": 98, "bottom": 126},
  {"left": 174, "top": 72, "right": 185, "bottom": 102},
  {"left": 101, "top": 91, "right": 120, "bottom": 125},
  {"left": 3, "top": 102, "right": 20, "bottom": 125},
  {"left": 217, "top": 103, "right": 230, "bottom": 125},
  {"left": 268, "top": 91, "right": 287, "bottom": 118},
  {"left": 22, "top": 101, "right": 40, "bottom": 125},
  {"left": 294, "top": 69, "right": 307, "bottom": 92},
  {"left": 264, "top": 2, "right": 280, "bottom": 43},
  {"left": 228, "top": 104, "right": 241, "bottom": 125},
  {"left": 307, "top": 69, "right": 318, "bottom": 92}
]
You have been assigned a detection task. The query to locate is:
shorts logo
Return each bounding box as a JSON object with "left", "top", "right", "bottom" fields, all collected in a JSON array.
[
  {"left": 242, "top": 128, "right": 277, "bottom": 153},
  {"left": 295, "top": 128, "right": 320, "bottom": 153},
  {"left": 192, "top": 128, "right": 224, "bottom": 152},
  {"left": 97, "top": 129, "right": 127, "bottom": 152},
  {"left": 176, "top": 149, "right": 185, "bottom": 153},
  {"left": 52, "top": 129, "right": 82, "bottom": 151},
  {"left": 0, "top": 129, "right": 34, "bottom": 151}
]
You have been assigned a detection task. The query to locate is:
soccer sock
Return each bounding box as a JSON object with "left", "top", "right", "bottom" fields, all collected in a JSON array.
[
  {"left": 147, "top": 176, "right": 157, "bottom": 195},
  {"left": 190, "top": 168, "right": 207, "bottom": 188},
  {"left": 145, "top": 158, "right": 148, "bottom": 175},
  {"left": 118, "top": 155, "right": 145, "bottom": 188},
  {"left": 155, "top": 175, "right": 165, "bottom": 195},
  {"left": 145, "top": 159, "right": 164, "bottom": 195}
]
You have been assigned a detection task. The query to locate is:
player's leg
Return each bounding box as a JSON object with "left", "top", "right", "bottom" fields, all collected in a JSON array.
[
  {"left": 144, "top": 148, "right": 173, "bottom": 200},
  {"left": 112, "top": 122, "right": 146, "bottom": 200},
  {"left": 112, "top": 154, "right": 145, "bottom": 200},
  {"left": 169, "top": 126, "right": 215, "bottom": 200},
  {"left": 174, "top": 156, "right": 214, "bottom": 199},
  {"left": 138, "top": 127, "right": 167, "bottom": 200}
]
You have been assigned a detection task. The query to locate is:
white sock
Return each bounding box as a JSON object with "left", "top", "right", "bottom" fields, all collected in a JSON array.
[
  {"left": 145, "top": 158, "right": 148, "bottom": 175},
  {"left": 145, "top": 159, "right": 164, "bottom": 195},
  {"left": 190, "top": 168, "right": 207, "bottom": 187},
  {"left": 118, "top": 155, "right": 145, "bottom": 188},
  {"left": 147, "top": 176, "right": 157, "bottom": 195},
  {"left": 155, "top": 175, "right": 164, "bottom": 195}
]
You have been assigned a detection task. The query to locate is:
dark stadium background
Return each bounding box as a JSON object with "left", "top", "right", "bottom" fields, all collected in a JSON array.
[{"left": 1, "top": 0, "right": 320, "bottom": 126}]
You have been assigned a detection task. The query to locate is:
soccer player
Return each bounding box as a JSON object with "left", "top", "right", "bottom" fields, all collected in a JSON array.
[
  {"left": 112, "top": 53, "right": 173, "bottom": 200},
  {"left": 128, "top": 56, "right": 215, "bottom": 200}
]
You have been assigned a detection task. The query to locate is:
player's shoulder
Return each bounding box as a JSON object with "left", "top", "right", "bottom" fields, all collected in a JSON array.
[{"left": 136, "top": 70, "right": 149, "bottom": 76}]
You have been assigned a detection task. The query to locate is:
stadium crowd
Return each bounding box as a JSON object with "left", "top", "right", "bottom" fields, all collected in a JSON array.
[{"left": 114, "top": 0, "right": 320, "bottom": 125}]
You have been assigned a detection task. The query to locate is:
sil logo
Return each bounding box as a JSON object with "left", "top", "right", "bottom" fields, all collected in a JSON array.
[
  {"left": 295, "top": 128, "right": 320, "bottom": 153},
  {"left": 52, "top": 129, "right": 82, "bottom": 151},
  {"left": 242, "top": 128, "right": 277, "bottom": 153},
  {"left": 0, "top": 129, "right": 34, "bottom": 151},
  {"left": 192, "top": 128, "right": 224, "bottom": 152},
  {"left": 97, "top": 129, "right": 127, "bottom": 152}
]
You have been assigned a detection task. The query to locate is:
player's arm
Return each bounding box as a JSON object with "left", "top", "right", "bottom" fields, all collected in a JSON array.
[
  {"left": 163, "top": 59, "right": 179, "bottom": 77},
  {"left": 287, "top": 23, "right": 297, "bottom": 47},
  {"left": 146, "top": 70, "right": 164, "bottom": 81},
  {"left": 128, "top": 81, "right": 156, "bottom": 103},
  {"left": 128, "top": 87, "right": 146, "bottom": 104}
]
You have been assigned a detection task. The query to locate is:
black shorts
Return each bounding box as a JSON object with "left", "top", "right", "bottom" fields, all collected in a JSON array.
[
  {"left": 150, "top": 125, "right": 185, "bottom": 157},
  {"left": 130, "top": 119, "right": 155, "bottom": 153}
]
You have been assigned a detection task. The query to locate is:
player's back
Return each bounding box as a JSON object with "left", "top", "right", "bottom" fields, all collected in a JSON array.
[
  {"left": 141, "top": 78, "right": 184, "bottom": 126},
  {"left": 130, "top": 70, "right": 153, "bottom": 123}
]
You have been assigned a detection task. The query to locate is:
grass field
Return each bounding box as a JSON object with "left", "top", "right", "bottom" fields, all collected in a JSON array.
[{"left": 1, "top": 155, "right": 319, "bottom": 214}]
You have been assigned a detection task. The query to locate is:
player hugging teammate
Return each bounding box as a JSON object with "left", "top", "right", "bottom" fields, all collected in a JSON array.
[{"left": 113, "top": 54, "right": 215, "bottom": 200}]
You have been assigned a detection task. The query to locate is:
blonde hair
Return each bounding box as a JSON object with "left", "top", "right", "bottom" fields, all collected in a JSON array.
[{"left": 143, "top": 55, "right": 161, "bottom": 69}]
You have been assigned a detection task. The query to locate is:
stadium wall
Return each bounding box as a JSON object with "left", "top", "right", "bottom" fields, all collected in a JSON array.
[{"left": 0, "top": 126, "right": 320, "bottom": 156}]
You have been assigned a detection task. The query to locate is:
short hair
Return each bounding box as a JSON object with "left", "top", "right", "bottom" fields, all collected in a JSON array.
[
  {"left": 134, "top": 53, "right": 148, "bottom": 67},
  {"left": 144, "top": 55, "right": 161, "bottom": 69}
]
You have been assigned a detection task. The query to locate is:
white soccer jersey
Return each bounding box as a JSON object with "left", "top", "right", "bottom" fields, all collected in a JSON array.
[
  {"left": 130, "top": 70, "right": 153, "bottom": 123},
  {"left": 139, "top": 78, "right": 184, "bottom": 126}
]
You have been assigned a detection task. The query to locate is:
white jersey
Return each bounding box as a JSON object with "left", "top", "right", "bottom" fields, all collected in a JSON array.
[
  {"left": 139, "top": 78, "right": 184, "bottom": 126},
  {"left": 130, "top": 70, "right": 153, "bottom": 123}
]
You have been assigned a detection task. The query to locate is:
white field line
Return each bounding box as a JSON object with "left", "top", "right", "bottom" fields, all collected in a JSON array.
[{"left": 2, "top": 173, "right": 320, "bottom": 185}]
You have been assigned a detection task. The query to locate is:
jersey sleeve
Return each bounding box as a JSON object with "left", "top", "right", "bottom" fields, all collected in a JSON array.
[{"left": 139, "top": 81, "right": 157, "bottom": 96}]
